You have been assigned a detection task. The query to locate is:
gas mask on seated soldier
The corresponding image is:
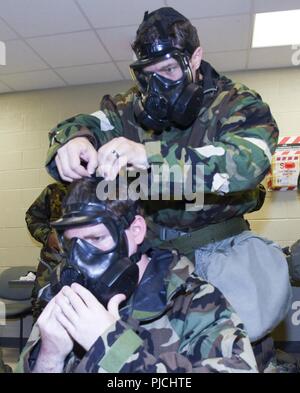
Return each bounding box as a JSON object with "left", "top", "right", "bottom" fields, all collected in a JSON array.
[{"left": 41, "top": 201, "right": 141, "bottom": 308}]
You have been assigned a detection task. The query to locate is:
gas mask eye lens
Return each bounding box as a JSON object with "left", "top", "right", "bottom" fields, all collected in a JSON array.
[
  {"left": 158, "top": 61, "right": 183, "bottom": 81},
  {"left": 63, "top": 223, "right": 117, "bottom": 254},
  {"left": 87, "top": 229, "right": 116, "bottom": 252}
]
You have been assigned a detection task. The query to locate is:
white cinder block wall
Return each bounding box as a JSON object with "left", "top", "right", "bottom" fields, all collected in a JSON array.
[
  {"left": 226, "top": 68, "right": 300, "bottom": 247},
  {"left": 0, "top": 80, "right": 133, "bottom": 276},
  {"left": 0, "top": 67, "right": 300, "bottom": 338}
]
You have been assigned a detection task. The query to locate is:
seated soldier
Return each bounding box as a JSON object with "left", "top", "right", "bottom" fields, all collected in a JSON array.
[{"left": 16, "top": 177, "right": 258, "bottom": 373}]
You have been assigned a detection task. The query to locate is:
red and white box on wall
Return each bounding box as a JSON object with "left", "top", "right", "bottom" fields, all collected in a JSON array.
[{"left": 268, "top": 136, "right": 300, "bottom": 191}]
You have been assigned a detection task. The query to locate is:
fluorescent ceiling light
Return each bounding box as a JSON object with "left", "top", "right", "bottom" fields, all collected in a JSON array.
[{"left": 252, "top": 9, "right": 300, "bottom": 48}]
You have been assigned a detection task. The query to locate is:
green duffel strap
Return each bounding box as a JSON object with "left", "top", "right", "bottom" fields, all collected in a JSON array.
[{"left": 147, "top": 217, "right": 250, "bottom": 262}]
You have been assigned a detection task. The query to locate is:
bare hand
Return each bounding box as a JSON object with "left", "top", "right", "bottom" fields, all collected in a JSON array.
[
  {"left": 35, "top": 297, "right": 74, "bottom": 371},
  {"left": 97, "top": 137, "right": 149, "bottom": 181},
  {"left": 55, "top": 137, "right": 98, "bottom": 182},
  {"left": 54, "top": 283, "right": 126, "bottom": 351}
]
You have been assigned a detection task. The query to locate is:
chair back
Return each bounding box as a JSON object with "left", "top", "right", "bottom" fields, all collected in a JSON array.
[{"left": 0, "top": 266, "right": 36, "bottom": 300}]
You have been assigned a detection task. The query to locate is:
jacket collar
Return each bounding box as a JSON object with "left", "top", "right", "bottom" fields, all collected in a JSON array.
[
  {"left": 199, "top": 60, "right": 220, "bottom": 95},
  {"left": 121, "top": 249, "right": 199, "bottom": 322}
]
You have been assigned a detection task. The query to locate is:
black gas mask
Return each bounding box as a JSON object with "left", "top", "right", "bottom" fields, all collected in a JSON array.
[
  {"left": 130, "top": 7, "right": 203, "bottom": 131},
  {"left": 47, "top": 202, "right": 140, "bottom": 307},
  {"left": 130, "top": 49, "right": 203, "bottom": 131}
]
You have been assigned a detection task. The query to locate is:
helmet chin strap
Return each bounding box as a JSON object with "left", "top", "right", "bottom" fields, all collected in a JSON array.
[{"left": 129, "top": 250, "right": 143, "bottom": 264}]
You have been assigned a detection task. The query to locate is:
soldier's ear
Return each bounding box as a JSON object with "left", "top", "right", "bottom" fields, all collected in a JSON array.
[
  {"left": 126, "top": 215, "right": 147, "bottom": 248},
  {"left": 130, "top": 215, "right": 147, "bottom": 245},
  {"left": 190, "top": 47, "right": 203, "bottom": 72}
]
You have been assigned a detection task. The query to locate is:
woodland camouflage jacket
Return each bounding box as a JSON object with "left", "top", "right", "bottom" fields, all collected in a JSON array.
[
  {"left": 16, "top": 249, "right": 258, "bottom": 373},
  {"left": 46, "top": 61, "right": 278, "bottom": 231}
]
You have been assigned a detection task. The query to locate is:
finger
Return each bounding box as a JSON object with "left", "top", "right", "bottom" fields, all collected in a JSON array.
[
  {"left": 105, "top": 155, "right": 128, "bottom": 181},
  {"left": 97, "top": 160, "right": 118, "bottom": 180},
  {"left": 83, "top": 147, "right": 98, "bottom": 175},
  {"left": 61, "top": 286, "right": 87, "bottom": 315},
  {"left": 97, "top": 145, "right": 111, "bottom": 170},
  {"left": 99, "top": 139, "right": 128, "bottom": 180},
  {"left": 97, "top": 139, "right": 130, "bottom": 179},
  {"left": 55, "top": 289, "right": 80, "bottom": 325},
  {"left": 71, "top": 283, "right": 102, "bottom": 309},
  {"left": 67, "top": 144, "right": 92, "bottom": 178},
  {"left": 53, "top": 305, "right": 76, "bottom": 337},
  {"left": 113, "top": 140, "right": 148, "bottom": 170},
  {"left": 55, "top": 155, "right": 73, "bottom": 182},
  {"left": 107, "top": 294, "right": 126, "bottom": 319},
  {"left": 37, "top": 296, "right": 56, "bottom": 325},
  {"left": 56, "top": 148, "right": 83, "bottom": 180},
  {"left": 97, "top": 139, "right": 121, "bottom": 170}
]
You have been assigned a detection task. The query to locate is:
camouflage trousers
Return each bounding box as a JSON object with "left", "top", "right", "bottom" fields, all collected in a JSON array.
[
  {"left": 252, "top": 335, "right": 276, "bottom": 372},
  {"left": 0, "top": 348, "right": 12, "bottom": 373}
]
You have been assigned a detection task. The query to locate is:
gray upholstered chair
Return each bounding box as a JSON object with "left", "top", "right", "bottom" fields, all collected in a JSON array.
[{"left": 0, "top": 266, "right": 35, "bottom": 353}]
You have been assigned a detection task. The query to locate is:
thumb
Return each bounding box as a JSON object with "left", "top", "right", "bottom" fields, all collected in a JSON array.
[
  {"left": 81, "top": 145, "right": 98, "bottom": 175},
  {"left": 107, "top": 294, "right": 126, "bottom": 319},
  {"left": 37, "top": 296, "right": 56, "bottom": 325}
]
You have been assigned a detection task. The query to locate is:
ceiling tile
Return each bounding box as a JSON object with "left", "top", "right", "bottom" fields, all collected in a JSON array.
[
  {"left": 0, "top": 80, "right": 13, "bottom": 93},
  {"left": 76, "top": 0, "right": 165, "bottom": 28},
  {"left": 0, "top": 18, "right": 18, "bottom": 41},
  {"left": 55, "top": 63, "right": 123, "bottom": 85},
  {"left": 166, "top": 0, "right": 252, "bottom": 18},
  {"left": 248, "top": 46, "right": 297, "bottom": 69},
  {"left": 97, "top": 26, "right": 138, "bottom": 61},
  {"left": 116, "top": 60, "right": 132, "bottom": 80},
  {"left": 254, "top": 0, "right": 300, "bottom": 13},
  {"left": 27, "top": 31, "right": 111, "bottom": 68},
  {"left": 0, "top": 69, "right": 66, "bottom": 91},
  {"left": 193, "top": 15, "right": 251, "bottom": 52},
  {"left": 0, "top": 0, "right": 90, "bottom": 37},
  {"left": 0, "top": 40, "right": 48, "bottom": 74},
  {"left": 204, "top": 50, "right": 248, "bottom": 72},
  {"left": 0, "top": 0, "right": 298, "bottom": 95}
]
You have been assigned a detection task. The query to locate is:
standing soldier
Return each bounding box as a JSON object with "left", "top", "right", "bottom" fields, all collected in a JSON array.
[{"left": 25, "top": 182, "right": 68, "bottom": 321}]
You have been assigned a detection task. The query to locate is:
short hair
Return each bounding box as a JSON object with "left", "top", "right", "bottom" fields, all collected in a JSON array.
[
  {"left": 63, "top": 177, "right": 143, "bottom": 225},
  {"left": 132, "top": 8, "right": 200, "bottom": 58}
]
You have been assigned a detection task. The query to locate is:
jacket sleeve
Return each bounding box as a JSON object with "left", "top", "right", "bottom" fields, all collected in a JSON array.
[
  {"left": 74, "top": 286, "right": 258, "bottom": 373},
  {"left": 25, "top": 187, "right": 53, "bottom": 245},
  {"left": 14, "top": 325, "right": 41, "bottom": 373},
  {"left": 144, "top": 88, "right": 278, "bottom": 195},
  {"left": 46, "top": 112, "right": 123, "bottom": 181}
]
